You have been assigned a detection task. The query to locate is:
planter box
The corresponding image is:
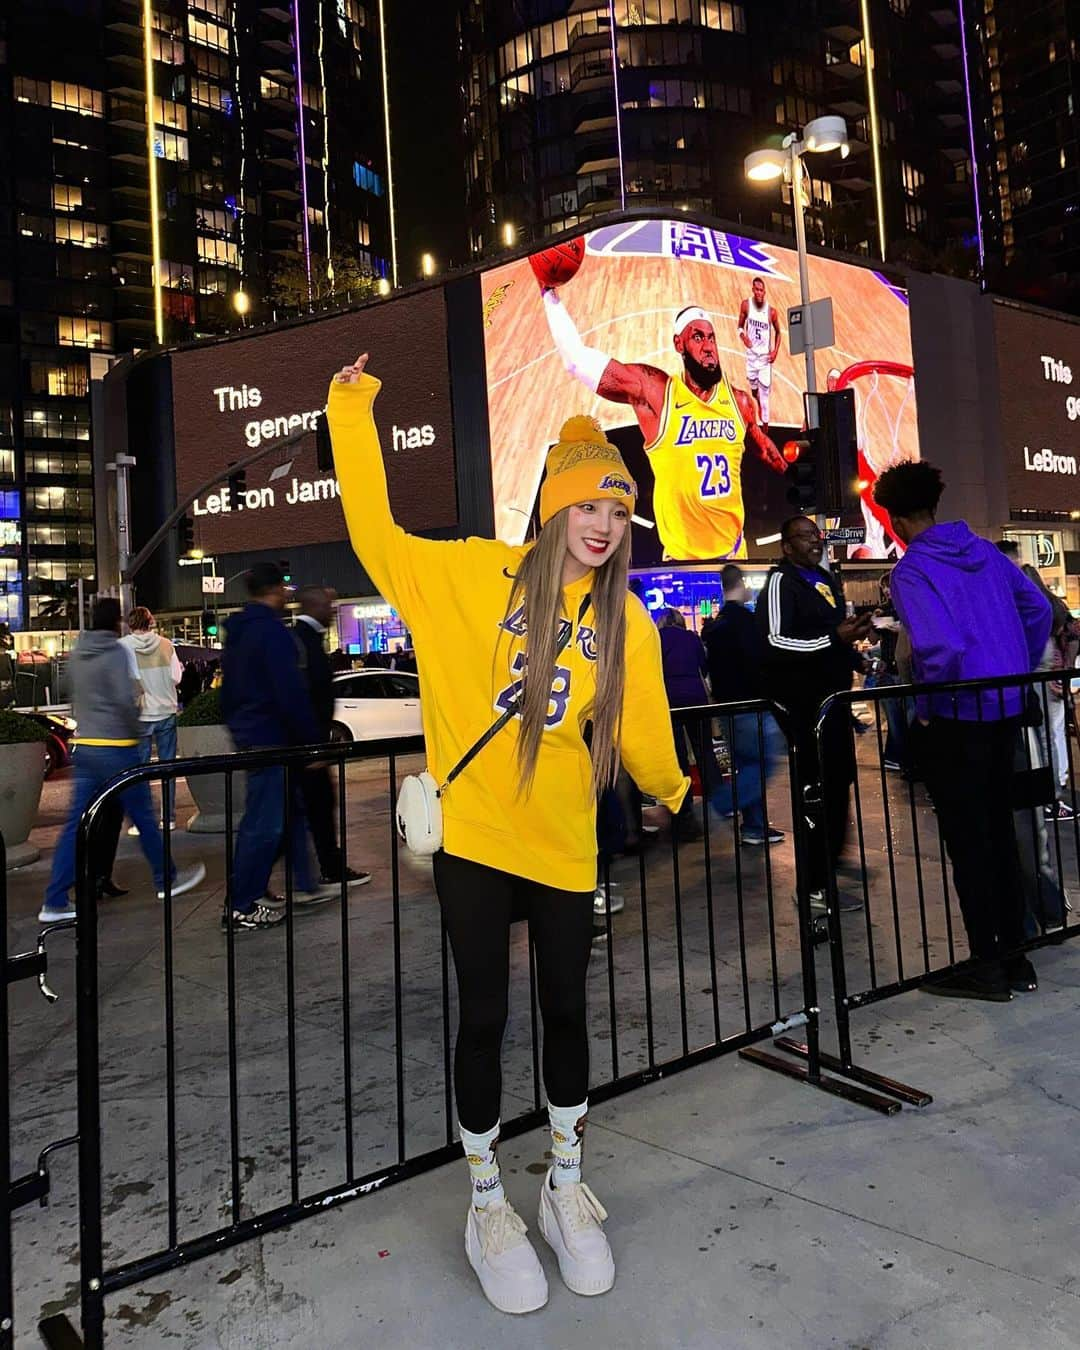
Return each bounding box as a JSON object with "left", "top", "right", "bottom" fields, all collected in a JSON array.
[
  {"left": 177, "top": 724, "right": 246, "bottom": 834},
  {"left": 0, "top": 741, "right": 47, "bottom": 868}
]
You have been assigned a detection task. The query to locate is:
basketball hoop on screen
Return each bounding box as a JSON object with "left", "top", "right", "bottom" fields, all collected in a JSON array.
[{"left": 827, "top": 360, "right": 916, "bottom": 559}]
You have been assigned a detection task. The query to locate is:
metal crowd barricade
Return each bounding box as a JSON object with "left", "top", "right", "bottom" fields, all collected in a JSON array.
[
  {"left": 22, "top": 697, "right": 854, "bottom": 1346},
  {"left": 761, "top": 669, "right": 1078, "bottom": 1108}
]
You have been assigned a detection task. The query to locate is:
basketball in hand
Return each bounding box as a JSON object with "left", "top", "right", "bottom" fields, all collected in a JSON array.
[{"left": 529, "top": 238, "right": 586, "bottom": 289}]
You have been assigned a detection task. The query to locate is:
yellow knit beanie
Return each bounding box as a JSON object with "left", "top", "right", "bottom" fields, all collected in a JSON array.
[{"left": 538, "top": 415, "right": 637, "bottom": 526}]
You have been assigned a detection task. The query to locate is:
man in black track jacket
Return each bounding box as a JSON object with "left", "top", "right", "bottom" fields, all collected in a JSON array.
[{"left": 757, "top": 516, "right": 872, "bottom": 907}]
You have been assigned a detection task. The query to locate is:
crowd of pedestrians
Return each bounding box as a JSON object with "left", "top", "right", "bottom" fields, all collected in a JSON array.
[{"left": 37, "top": 578, "right": 371, "bottom": 928}]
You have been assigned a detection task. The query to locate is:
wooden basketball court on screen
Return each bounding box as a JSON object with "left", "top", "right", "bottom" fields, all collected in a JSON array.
[{"left": 482, "top": 229, "right": 918, "bottom": 546}]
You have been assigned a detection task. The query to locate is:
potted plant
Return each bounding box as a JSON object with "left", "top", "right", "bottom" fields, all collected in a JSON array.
[
  {"left": 0, "top": 709, "right": 49, "bottom": 868},
  {"left": 176, "top": 690, "right": 245, "bottom": 833}
]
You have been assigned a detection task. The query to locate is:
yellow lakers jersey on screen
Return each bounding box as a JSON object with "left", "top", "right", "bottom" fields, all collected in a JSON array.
[{"left": 644, "top": 373, "right": 748, "bottom": 561}]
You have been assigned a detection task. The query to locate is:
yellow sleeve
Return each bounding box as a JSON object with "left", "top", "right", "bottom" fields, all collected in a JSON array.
[
  {"left": 619, "top": 606, "right": 691, "bottom": 814},
  {"left": 326, "top": 373, "right": 469, "bottom": 627}
]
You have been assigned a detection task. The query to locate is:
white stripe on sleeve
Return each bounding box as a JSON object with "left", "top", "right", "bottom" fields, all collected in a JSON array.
[{"left": 766, "top": 573, "right": 833, "bottom": 652}]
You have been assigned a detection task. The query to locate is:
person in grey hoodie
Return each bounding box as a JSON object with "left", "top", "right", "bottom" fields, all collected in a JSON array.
[{"left": 39, "top": 599, "right": 205, "bottom": 922}]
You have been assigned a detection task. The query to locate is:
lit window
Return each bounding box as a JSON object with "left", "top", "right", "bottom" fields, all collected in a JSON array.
[
  {"left": 23, "top": 406, "right": 91, "bottom": 442},
  {"left": 353, "top": 162, "right": 384, "bottom": 196},
  {"left": 153, "top": 97, "right": 188, "bottom": 131},
  {"left": 29, "top": 363, "right": 89, "bottom": 398},
  {"left": 197, "top": 235, "right": 239, "bottom": 266},
  {"left": 153, "top": 130, "right": 189, "bottom": 162},
  {"left": 55, "top": 218, "right": 109, "bottom": 248},
  {"left": 189, "top": 17, "right": 229, "bottom": 51},
  {"left": 49, "top": 82, "right": 104, "bottom": 117},
  {"left": 57, "top": 317, "right": 113, "bottom": 350},
  {"left": 52, "top": 184, "right": 83, "bottom": 213},
  {"left": 13, "top": 75, "right": 50, "bottom": 106}
]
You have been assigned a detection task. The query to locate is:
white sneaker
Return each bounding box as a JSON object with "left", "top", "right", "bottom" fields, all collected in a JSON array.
[
  {"left": 593, "top": 883, "right": 624, "bottom": 916},
  {"left": 38, "top": 903, "right": 76, "bottom": 923},
  {"left": 537, "top": 1169, "right": 615, "bottom": 1297},
  {"left": 157, "top": 862, "right": 207, "bottom": 900},
  {"left": 464, "top": 1201, "right": 548, "bottom": 1315}
]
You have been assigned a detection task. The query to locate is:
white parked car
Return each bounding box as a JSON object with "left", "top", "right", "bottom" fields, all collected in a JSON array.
[{"left": 330, "top": 669, "right": 422, "bottom": 742}]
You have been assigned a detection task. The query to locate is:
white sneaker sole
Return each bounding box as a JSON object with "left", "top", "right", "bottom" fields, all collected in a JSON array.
[
  {"left": 38, "top": 908, "right": 76, "bottom": 923},
  {"left": 464, "top": 1217, "right": 548, "bottom": 1315},
  {"left": 157, "top": 862, "right": 207, "bottom": 900},
  {"left": 538, "top": 1194, "right": 615, "bottom": 1297}
]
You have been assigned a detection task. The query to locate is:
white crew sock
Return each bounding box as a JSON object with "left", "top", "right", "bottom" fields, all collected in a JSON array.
[
  {"left": 460, "top": 1120, "right": 505, "bottom": 1209},
  {"left": 548, "top": 1099, "right": 588, "bottom": 1187}
]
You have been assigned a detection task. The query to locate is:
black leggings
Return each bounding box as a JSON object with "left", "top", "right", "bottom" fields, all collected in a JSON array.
[{"left": 433, "top": 851, "right": 595, "bottom": 1134}]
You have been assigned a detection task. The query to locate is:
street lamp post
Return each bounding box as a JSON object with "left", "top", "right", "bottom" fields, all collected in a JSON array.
[{"left": 744, "top": 115, "right": 849, "bottom": 399}]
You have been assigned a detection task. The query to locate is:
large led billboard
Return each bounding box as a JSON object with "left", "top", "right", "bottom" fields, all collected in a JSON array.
[
  {"left": 170, "top": 288, "right": 457, "bottom": 555},
  {"left": 994, "top": 300, "right": 1080, "bottom": 517},
  {"left": 481, "top": 218, "right": 919, "bottom": 561}
]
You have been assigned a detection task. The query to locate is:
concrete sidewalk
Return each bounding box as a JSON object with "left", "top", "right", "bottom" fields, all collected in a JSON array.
[
  {"left": 11, "top": 947, "right": 1080, "bottom": 1348},
  {"left": 6, "top": 761, "right": 1080, "bottom": 1347}
]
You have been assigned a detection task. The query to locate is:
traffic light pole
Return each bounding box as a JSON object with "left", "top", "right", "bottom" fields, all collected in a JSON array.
[
  {"left": 106, "top": 452, "right": 137, "bottom": 618},
  {"left": 120, "top": 423, "right": 314, "bottom": 586},
  {"left": 786, "top": 135, "right": 831, "bottom": 564}
]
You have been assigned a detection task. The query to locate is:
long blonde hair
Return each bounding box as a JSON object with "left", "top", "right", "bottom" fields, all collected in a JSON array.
[{"left": 504, "top": 507, "right": 631, "bottom": 798}]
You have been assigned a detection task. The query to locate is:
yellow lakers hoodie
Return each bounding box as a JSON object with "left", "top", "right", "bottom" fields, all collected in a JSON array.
[{"left": 327, "top": 374, "right": 690, "bottom": 892}]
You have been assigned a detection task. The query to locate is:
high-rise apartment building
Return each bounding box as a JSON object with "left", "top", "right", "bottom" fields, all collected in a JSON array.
[
  {"left": 0, "top": 0, "right": 392, "bottom": 631},
  {"left": 459, "top": 0, "right": 977, "bottom": 268},
  {"left": 968, "top": 0, "right": 1080, "bottom": 304}
]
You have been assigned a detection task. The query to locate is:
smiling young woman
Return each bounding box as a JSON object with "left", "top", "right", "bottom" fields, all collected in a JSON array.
[{"left": 326, "top": 357, "right": 689, "bottom": 1316}]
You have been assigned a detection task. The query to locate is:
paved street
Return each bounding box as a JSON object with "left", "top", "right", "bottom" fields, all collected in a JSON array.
[{"left": 4, "top": 740, "right": 1080, "bottom": 1348}]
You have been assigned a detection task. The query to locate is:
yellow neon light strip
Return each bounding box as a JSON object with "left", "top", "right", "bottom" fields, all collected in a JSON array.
[
  {"left": 142, "top": 0, "right": 164, "bottom": 343},
  {"left": 859, "top": 0, "right": 888, "bottom": 260},
  {"left": 377, "top": 0, "right": 398, "bottom": 287}
]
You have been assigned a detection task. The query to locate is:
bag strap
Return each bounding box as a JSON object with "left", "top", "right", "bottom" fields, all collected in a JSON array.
[{"left": 441, "top": 594, "right": 590, "bottom": 794}]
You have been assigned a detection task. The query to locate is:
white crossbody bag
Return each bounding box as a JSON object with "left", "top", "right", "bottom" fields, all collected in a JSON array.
[{"left": 395, "top": 596, "right": 590, "bottom": 856}]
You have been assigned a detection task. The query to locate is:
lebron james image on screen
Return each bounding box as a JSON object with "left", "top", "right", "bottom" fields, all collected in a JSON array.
[{"left": 541, "top": 285, "right": 787, "bottom": 562}]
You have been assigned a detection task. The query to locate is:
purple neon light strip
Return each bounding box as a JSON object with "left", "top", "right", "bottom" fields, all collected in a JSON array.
[
  {"left": 294, "top": 0, "right": 313, "bottom": 299},
  {"left": 957, "top": 0, "right": 985, "bottom": 268},
  {"left": 608, "top": 1, "right": 626, "bottom": 210}
]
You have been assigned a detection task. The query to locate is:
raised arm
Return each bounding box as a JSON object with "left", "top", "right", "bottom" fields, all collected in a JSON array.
[
  {"left": 733, "top": 387, "right": 786, "bottom": 474},
  {"left": 326, "top": 354, "right": 470, "bottom": 626},
  {"left": 541, "top": 288, "right": 667, "bottom": 417}
]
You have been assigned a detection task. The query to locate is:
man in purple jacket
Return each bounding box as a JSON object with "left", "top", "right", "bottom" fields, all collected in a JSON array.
[{"left": 873, "top": 461, "right": 1052, "bottom": 1001}]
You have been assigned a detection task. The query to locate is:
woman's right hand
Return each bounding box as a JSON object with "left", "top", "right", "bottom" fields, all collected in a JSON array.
[{"left": 334, "top": 352, "right": 369, "bottom": 384}]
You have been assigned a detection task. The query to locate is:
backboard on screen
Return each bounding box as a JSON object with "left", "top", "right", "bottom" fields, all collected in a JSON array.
[{"left": 481, "top": 217, "right": 919, "bottom": 562}]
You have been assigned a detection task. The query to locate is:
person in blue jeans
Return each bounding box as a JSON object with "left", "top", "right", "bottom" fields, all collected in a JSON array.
[
  {"left": 704, "top": 565, "right": 785, "bottom": 846},
  {"left": 122, "top": 606, "right": 183, "bottom": 830},
  {"left": 39, "top": 599, "right": 205, "bottom": 922},
  {"left": 220, "top": 563, "right": 335, "bottom": 932}
]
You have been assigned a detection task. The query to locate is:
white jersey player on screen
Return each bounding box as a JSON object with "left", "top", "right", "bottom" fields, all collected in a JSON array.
[{"left": 737, "top": 277, "right": 782, "bottom": 434}]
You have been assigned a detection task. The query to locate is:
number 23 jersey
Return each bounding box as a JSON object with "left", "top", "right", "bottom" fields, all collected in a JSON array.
[{"left": 644, "top": 372, "right": 748, "bottom": 561}]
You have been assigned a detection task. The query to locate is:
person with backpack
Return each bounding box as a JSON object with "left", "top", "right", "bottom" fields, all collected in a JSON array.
[{"left": 326, "top": 355, "right": 688, "bottom": 1316}]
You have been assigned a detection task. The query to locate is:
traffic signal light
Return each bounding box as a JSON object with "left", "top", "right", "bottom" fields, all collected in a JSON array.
[
  {"left": 178, "top": 513, "right": 194, "bottom": 553},
  {"left": 201, "top": 609, "right": 218, "bottom": 639},
  {"left": 784, "top": 432, "right": 817, "bottom": 511},
  {"left": 809, "top": 389, "right": 860, "bottom": 519},
  {"left": 279, "top": 558, "right": 291, "bottom": 584},
  {"left": 227, "top": 465, "right": 246, "bottom": 511}
]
